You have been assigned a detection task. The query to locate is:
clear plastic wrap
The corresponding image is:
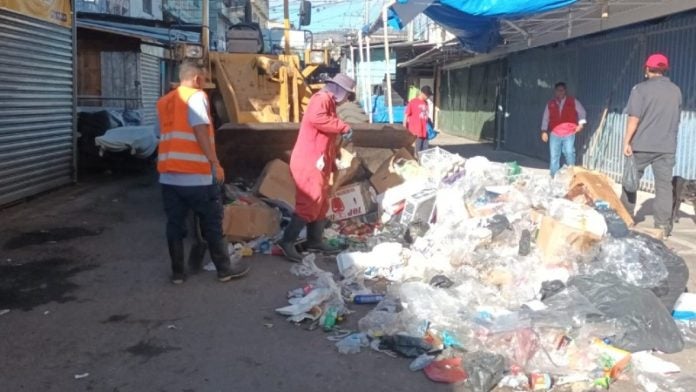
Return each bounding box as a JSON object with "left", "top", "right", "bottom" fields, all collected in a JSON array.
[
  {"left": 588, "top": 235, "right": 669, "bottom": 289},
  {"left": 335, "top": 333, "right": 370, "bottom": 354},
  {"left": 418, "top": 147, "right": 466, "bottom": 185}
]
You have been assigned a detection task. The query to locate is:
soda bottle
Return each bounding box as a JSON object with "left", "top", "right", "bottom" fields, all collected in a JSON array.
[{"left": 322, "top": 306, "right": 338, "bottom": 331}]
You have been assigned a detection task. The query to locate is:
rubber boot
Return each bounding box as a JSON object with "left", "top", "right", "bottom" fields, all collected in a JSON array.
[
  {"left": 167, "top": 239, "right": 186, "bottom": 284},
  {"left": 279, "top": 214, "right": 306, "bottom": 263},
  {"left": 209, "top": 239, "right": 250, "bottom": 282},
  {"left": 305, "top": 220, "right": 341, "bottom": 255}
]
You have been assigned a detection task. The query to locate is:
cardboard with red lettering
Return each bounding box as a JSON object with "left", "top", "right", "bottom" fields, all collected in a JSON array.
[{"left": 328, "top": 182, "right": 377, "bottom": 221}]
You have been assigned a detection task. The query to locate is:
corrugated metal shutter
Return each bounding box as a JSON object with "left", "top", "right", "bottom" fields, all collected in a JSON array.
[
  {"left": 139, "top": 53, "right": 160, "bottom": 125},
  {"left": 0, "top": 9, "right": 74, "bottom": 206},
  {"left": 438, "top": 60, "right": 505, "bottom": 141}
]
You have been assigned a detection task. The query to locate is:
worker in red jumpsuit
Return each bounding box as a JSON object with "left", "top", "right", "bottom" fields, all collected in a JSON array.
[{"left": 279, "top": 74, "right": 355, "bottom": 262}]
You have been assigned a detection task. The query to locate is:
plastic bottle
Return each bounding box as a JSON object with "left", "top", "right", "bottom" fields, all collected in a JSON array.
[
  {"left": 353, "top": 294, "right": 384, "bottom": 304},
  {"left": 322, "top": 306, "right": 338, "bottom": 331}
]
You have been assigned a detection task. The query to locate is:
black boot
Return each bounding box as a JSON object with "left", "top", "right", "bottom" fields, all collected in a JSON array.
[
  {"left": 167, "top": 239, "right": 186, "bottom": 284},
  {"left": 279, "top": 214, "right": 306, "bottom": 263},
  {"left": 209, "top": 239, "right": 250, "bottom": 282},
  {"left": 306, "top": 220, "right": 341, "bottom": 255}
]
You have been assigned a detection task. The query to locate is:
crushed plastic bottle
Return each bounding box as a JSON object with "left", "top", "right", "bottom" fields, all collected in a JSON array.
[{"left": 409, "top": 353, "right": 436, "bottom": 371}]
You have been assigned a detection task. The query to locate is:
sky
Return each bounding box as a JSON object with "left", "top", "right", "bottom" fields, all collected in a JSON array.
[{"left": 268, "top": 0, "right": 383, "bottom": 32}]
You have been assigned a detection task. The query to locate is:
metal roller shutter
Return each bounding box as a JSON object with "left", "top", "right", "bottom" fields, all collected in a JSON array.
[
  {"left": 0, "top": 9, "right": 74, "bottom": 206},
  {"left": 140, "top": 54, "right": 160, "bottom": 125}
]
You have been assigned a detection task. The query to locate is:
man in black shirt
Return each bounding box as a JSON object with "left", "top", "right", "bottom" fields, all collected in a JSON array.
[{"left": 622, "top": 53, "right": 682, "bottom": 236}]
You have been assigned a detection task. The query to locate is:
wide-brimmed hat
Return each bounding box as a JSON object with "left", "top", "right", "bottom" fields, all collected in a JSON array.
[{"left": 327, "top": 73, "right": 356, "bottom": 93}]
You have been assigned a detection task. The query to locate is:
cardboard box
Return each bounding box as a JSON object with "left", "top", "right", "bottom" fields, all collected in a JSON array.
[
  {"left": 401, "top": 188, "right": 437, "bottom": 225},
  {"left": 354, "top": 147, "right": 398, "bottom": 174},
  {"left": 537, "top": 216, "right": 601, "bottom": 265},
  {"left": 255, "top": 159, "right": 295, "bottom": 209},
  {"left": 223, "top": 201, "right": 281, "bottom": 242},
  {"left": 328, "top": 182, "right": 376, "bottom": 221},
  {"left": 333, "top": 148, "right": 366, "bottom": 189},
  {"left": 369, "top": 148, "right": 417, "bottom": 194},
  {"left": 568, "top": 169, "right": 634, "bottom": 227}
]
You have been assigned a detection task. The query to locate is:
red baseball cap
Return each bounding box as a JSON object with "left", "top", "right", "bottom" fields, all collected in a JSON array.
[{"left": 645, "top": 53, "right": 669, "bottom": 69}]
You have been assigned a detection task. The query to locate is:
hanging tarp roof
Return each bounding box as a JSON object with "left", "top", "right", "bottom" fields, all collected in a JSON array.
[{"left": 367, "top": 0, "right": 577, "bottom": 53}]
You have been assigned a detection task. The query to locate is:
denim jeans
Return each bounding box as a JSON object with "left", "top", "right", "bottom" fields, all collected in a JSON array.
[
  {"left": 161, "top": 184, "right": 224, "bottom": 244},
  {"left": 415, "top": 137, "right": 429, "bottom": 156},
  {"left": 549, "top": 133, "right": 575, "bottom": 177}
]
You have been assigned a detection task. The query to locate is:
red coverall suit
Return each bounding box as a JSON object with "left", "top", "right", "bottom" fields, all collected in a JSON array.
[{"left": 289, "top": 91, "right": 350, "bottom": 222}]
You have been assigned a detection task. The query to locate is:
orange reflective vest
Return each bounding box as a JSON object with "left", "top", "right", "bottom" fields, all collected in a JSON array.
[{"left": 156, "top": 86, "right": 215, "bottom": 175}]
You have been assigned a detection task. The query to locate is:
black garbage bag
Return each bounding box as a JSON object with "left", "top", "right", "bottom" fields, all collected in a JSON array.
[
  {"left": 462, "top": 351, "right": 507, "bottom": 392},
  {"left": 568, "top": 274, "right": 684, "bottom": 353},
  {"left": 518, "top": 229, "right": 531, "bottom": 256},
  {"left": 486, "top": 214, "right": 510, "bottom": 240},
  {"left": 623, "top": 155, "right": 639, "bottom": 193},
  {"left": 379, "top": 335, "right": 434, "bottom": 358},
  {"left": 588, "top": 232, "right": 688, "bottom": 311}
]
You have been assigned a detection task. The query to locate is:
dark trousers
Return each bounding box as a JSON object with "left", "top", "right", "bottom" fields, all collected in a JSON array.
[
  {"left": 161, "top": 184, "right": 224, "bottom": 245},
  {"left": 415, "top": 137, "right": 429, "bottom": 156},
  {"left": 620, "top": 152, "right": 676, "bottom": 227}
]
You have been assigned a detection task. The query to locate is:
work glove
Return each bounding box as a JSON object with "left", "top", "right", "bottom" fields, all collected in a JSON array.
[{"left": 342, "top": 128, "right": 353, "bottom": 142}]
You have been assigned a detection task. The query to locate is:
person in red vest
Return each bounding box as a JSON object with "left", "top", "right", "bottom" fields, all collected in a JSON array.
[
  {"left": 404, "top": 86, "right": 433, "bottom": 156},
  {"left": 156, "top": 61, "right": 249, "bottom": 284},
  {"left": 278, "top": 74, "right": 355, "bottom": 263},
  {"left": 540, "top": 82, "right": 587, "bottom": 176}
]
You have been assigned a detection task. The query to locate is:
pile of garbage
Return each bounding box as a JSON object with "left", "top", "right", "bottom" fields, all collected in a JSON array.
[{"left": 271, "top": 147, "right": 695, "bottom": 392}]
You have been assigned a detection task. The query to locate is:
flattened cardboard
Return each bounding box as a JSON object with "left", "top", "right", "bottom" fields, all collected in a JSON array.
[
  {"left": 223, "top": 202, "right": 281, "bottom": 242},
  {"left": 369, "top": 148, "right": 417, "bottom": 195},
  {"left": 537, "top": 216, "right": 601, "bottom": 265},
  {"left": 568, "top": 169, "right": 634, "bottom": 226},
  {"left": 255, "top": 159, "right": 296, "bottom": 209}
]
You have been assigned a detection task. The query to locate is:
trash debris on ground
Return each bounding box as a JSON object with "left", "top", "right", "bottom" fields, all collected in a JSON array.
[
  {"left": 74, "top": 373, "right": 89, "bottom": 380},
  {"left": 271, "top": 147, "right": 690, "bottom": 390}
]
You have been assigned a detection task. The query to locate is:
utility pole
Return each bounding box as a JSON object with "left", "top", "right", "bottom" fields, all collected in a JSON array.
[
  {"left": 202, "top": 0, "right": 210, "bottom": 56},
  {"left": 364, "top": 0, "right": 369, "bottom": 26},
  {"left": 283, "top": 0, "right": 290, "bottom": 55}
]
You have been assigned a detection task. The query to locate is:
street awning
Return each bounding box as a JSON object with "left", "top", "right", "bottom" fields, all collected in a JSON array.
[
  {"left": 77, "top": 18, "right": 199, "bottom": 46},
  {"left": 367, "top": 0, "right": 577, "bottom": 53}
]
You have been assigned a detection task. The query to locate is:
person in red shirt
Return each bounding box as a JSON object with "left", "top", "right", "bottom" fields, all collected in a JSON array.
[
  {"left": 540, "top": 82, "right": 587, "bottom": 176},
  {"left": 404, "top": 86, "right": 433, "bottom": 156},
  {"left": 278, "top": 74, "right": 355, "bottom": 263}
]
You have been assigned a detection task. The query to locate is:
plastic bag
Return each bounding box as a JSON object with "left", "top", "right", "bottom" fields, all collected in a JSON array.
[
  {"left": 378, "top": 335, "right": 434, "bottom": 358},
  {"left": 335, "top": 333, "right": 370, "bottom": 354},
  {"left": 634, "top": 372, "right": 696, "bottom": 392},
  {"left": 409, "top": 353, "right": 436, "bottom": 371},
  {"left": 426, "top": 120, "right": 439, "bottom": 141},
  {"left": 589, "top": 234, "right": 669, "bottom": 289},
  {"left": 424, "top": 357, "right": 468, "bottom": 384},
  {"left": 623, "top": 155, "right": 639, "bottom": 192},
  {"left": 588, "top": 232, "right": 688, "bottom": 311},
  {"left": 568, "top": 274, "right": 684, "bottom": 353},
  {"left": 462, "top": 351, "right": 507, "bottom": 392}
]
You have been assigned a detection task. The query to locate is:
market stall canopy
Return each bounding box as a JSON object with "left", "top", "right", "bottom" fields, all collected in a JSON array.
[{"left": 365, "top": 0, "right": 577, "bottom": 53}]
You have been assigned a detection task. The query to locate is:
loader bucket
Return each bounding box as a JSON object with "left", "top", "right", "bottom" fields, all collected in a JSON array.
[{"left": 216, "top": 122, "right": 415, "bottom": 178}]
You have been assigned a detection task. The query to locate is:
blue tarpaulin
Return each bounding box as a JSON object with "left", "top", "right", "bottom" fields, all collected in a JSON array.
[{"left": 378, "top": 0, "right": 578, "bottom": 53}]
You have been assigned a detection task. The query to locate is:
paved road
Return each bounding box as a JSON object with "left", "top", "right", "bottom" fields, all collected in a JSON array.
[
  {"left": 1, "top": 136, "right": 694, "bottom": 391},
  {"left": 0, "top": 172, "right": 450, "bottom": 392}
]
